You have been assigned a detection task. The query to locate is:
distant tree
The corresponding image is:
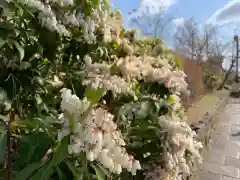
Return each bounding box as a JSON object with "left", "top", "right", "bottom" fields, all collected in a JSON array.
[
  {"left": 128, "top": 6, "right": 174, "bottom": 39},
  {"left": 218, "top": 40, "right": 236, "bottom": 89},
  {"left": 174, "top": 18, "right": 229, "bottom": 63}
]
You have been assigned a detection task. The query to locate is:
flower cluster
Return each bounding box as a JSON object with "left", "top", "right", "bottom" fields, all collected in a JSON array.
[
  {"left": 144, "top": 115, "right": 203, "bottom": 180},
  {"left": 13, "top": 0, "right": 112, "bottom": 43},
  {"left": 116, "top": 55, "right": 188, "bottom": 95},
  {"left": 76, "top": 33, "right": 202, "bottom": 178},
  {"left": 82, "top": 55, "right": 136, "bottom": 96},
  {"left": 13, "top": 0, "right": 70, "bottom": 36},
  {"left": 58, "top": 88, "right": 141, "bottom": 175},
  {"left": 101, "top": 11, "right": 124, "bottom": 43},
  {"left": 82, "top": 48, "right": 188, "bottom": 98}
]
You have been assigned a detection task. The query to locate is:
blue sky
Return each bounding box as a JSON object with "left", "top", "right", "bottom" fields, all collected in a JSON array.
[
  {"left": 111, "top": 0, "right": 240, "bottom": 38},
  {"left": 112, "top": 0, "right": 240, "bottom": 69},
  {"left": 112, "top": 0, "right": 227, "bottom": 23}
]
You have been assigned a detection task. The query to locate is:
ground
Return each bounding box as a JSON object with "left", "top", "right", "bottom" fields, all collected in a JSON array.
[
  {"left": 196, "top": 98, "right": 240, "bottom": 180},
  {"left": 186, "top": 91, "right": 225, "bottom": 124}
]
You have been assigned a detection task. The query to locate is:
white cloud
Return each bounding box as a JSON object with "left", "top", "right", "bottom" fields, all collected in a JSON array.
[
  {"left": 129, "top": 0, "right": 177, "bottom": 18},
  {"left": 207, "top": 0, "right": 240, "bottom": 25},
  {"left": 141, "top": 0, "right": 176, "bottom": 14},
  {"left": 172, "top": 17, "right": 184, "bottom": 26}
]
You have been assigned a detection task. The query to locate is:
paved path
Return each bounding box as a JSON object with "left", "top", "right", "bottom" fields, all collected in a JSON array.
[{"left": 197, "top": 98, "right": 240, "bottom": 180}]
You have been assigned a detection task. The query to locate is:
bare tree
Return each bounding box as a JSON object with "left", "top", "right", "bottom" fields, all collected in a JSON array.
[
  {"left": 174, "top": 18, "right": 227, "bottom": 63},
  {"left": 174, "top": 18, "right": 198, "bottom": 60},
  {"left": 128, "top": 6, "right": 174, "bottom": 39},
  {"left": 218, "top": 40, "right": 237, "bottom": 89},
  {"left": 219, "top": 57, "right": 236, "bottom": 89}
]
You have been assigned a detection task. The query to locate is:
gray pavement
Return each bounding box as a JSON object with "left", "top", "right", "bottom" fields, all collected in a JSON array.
[{"left": 197, "top": 98, "right": 240, "bottom": 180}]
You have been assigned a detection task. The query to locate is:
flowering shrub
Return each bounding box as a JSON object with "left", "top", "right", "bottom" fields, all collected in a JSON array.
[
  {"left": 0, "top": 0, "right": 202, "bottom": 179},
  {"left": 204, "top": 72, "right": 223, "bottom": 90}
]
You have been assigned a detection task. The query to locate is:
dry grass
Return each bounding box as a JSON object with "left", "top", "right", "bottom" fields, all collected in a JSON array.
[{"left": 186, "top": 91, "right": 225, "bottom": 124}]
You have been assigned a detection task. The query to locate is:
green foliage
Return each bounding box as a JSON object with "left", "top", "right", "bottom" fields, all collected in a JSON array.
[
  {"left": 204, "top": 71, "right": 223, "bottom": 90},
  {"left": 134, "top": 38, "right": 184, "bottom": 70},
  {"left": 0, "top": 0, "right": 195, "bottom": 179},
  {"left": 52, "top": 136, "right": 70, "bottom": 166},
  {"left": 16, "top": 132, "right": 52, "bottom": 168},
  {"left": 85, "top": 88, "right": 105, "bottom": 104}
]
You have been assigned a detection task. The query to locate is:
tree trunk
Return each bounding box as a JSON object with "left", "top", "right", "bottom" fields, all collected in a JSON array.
[{"left": 218, "top": 58, "right": 236, "bottom": 89}]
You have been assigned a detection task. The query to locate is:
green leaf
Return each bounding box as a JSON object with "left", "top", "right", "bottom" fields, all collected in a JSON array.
[
  {"left": 12, "top": 40, "right": 24, "bottom": 61},
  {"left": 24, "top": 45, "right": 43, "bottom": 61},
  {"left": 28, "top": 162, "right": 54, "bottom": 180},
  {"left": 33, "top": 116, "right": 59, "bottom": 127},
  {"left": 52, "top": 136, "right": 70, "bottom": 166},
  {"left": 0, "top": 27, "right": 11, "bottom": 41},
  {"left": 85, "top": 88, "right": 105, "bottom": 104},
  {"left": 35, "top": 94, "right": 43, "bottom": 105},
  {"left": 0, "top": 87, "right": 7, "bottom": 103},
  {"left": 0, "top": 38, "right": 6, "bottom": 48},
  {"left": 65, "top": 160, "right": 79, "bottom": 177},
  {"left": 39, "top": 28, "right": 58, "bottom": 61},
  {"left": 16, "top": 132, "right": 52, "bottom": 167},
  {"left": 113, "top": 42, "right": 119, "bottom": 49},
  {"left": 56, "top": 166, "right": 67, "bottom": 180},
  {"left": 0, "top": 131, "right": 6, "bottom": 163},
  {"left": 14, "top": 161, "right": 44, "bottom": 180},
  {"left": 95, "top": 163, "right": 110, "bottom": 177},
  {"left": 0, "top": 124, "right": 5, "bottom": 134},
  {"left": 135, "top": 101, "right": 150, "bottom": 119},
  {"left": 0, "top": 115, "right": 7, "bottom": 122},
  {"left": 91, "top": 163, "right": 106, "bottom": 180},
  {"left": 19, "top": 61, "right": 31, "bottom": 70}
]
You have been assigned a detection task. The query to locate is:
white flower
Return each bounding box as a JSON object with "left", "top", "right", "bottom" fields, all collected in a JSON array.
[
  {"left": 99, "top": 149, "right": 114, "bottom": 170},
  {"left": 116, "top": 55, "right": 188, "bottom": 95},
  {"left": 60, "top": 88, "right": 82, "bottom": 114},
  {"left": 113, "top": 163, "right": 122, "bottom": 174},
  {"left": 14, "top": 0, "right": 70, "bottom": 36},
  {"left": 58, "top": 129, "right": 69, "bottom": 141},
  {"left": 82, "top": 58, "right": 135, "bottom": 95},
  {"left": 58, "top": 89, "right": 141, "bottom": 175},
  {"left": 86, "top": 151, "right": 95, "bottom": 161},
  {"left": 61, "top": 0, "right": 74, "bottom": 6},
  {"left": 84, "top": 54, "right": 92, "bottom": 65},
  {"left": 144, "top": 114, "right": 203, "bottom": 179},
  {"left": 131, "top": 160, "right": 141, "bottom": 175}
]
